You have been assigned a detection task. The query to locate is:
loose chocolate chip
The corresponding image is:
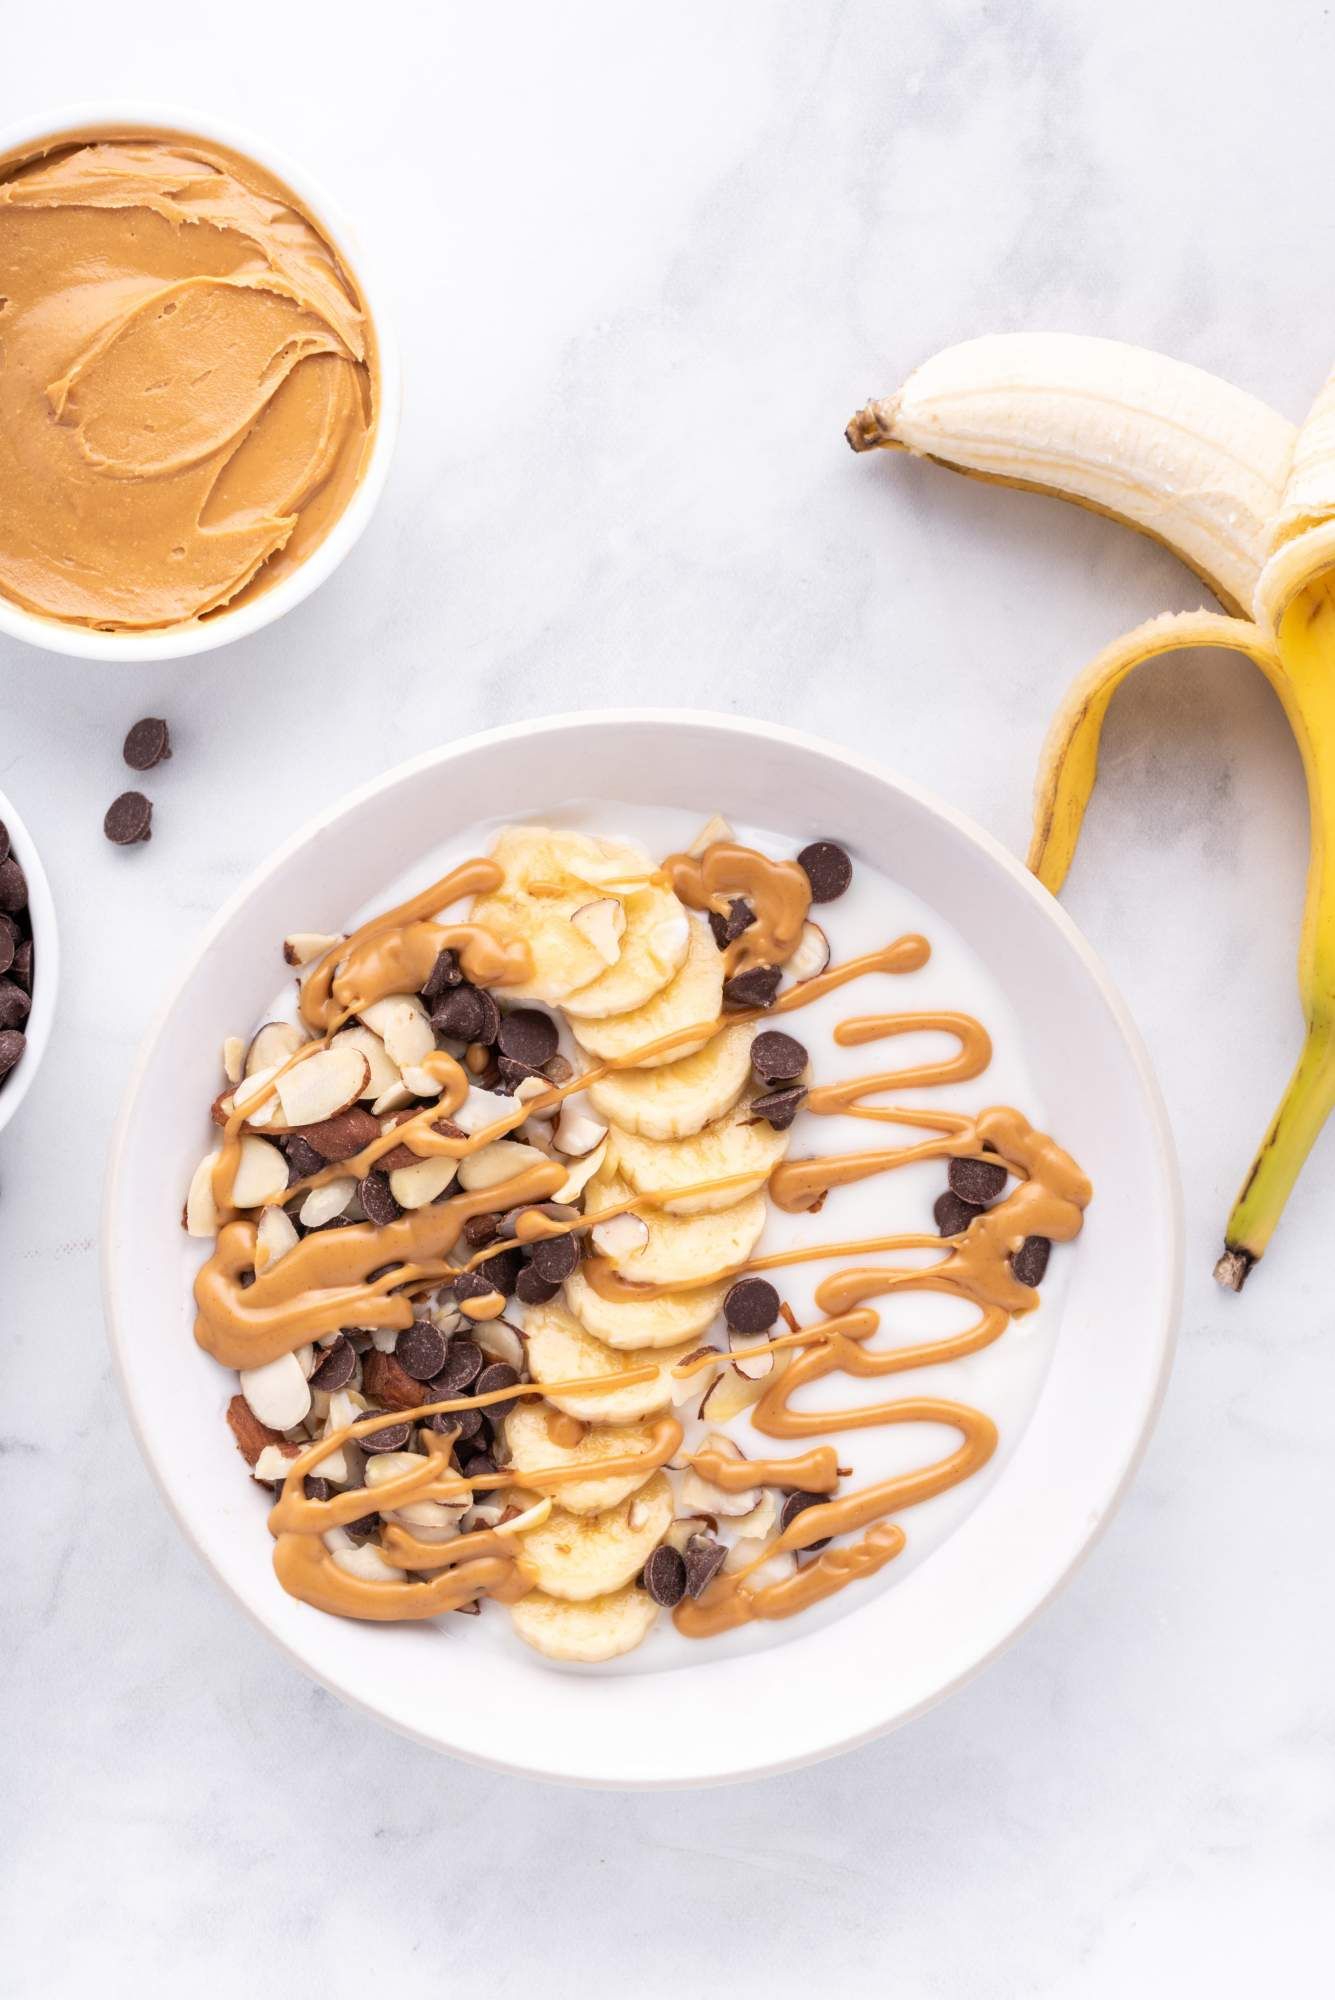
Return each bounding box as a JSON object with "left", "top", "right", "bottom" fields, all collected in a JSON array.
[
  {"left": 724, "top": 1276, "right": 780, "bottom": 1334},
  {"left": 0, "top": 856, "right": 28, "bottom": 908},
  {"left": 542, "top": 1053, "right": 574, "bottom": 1085},
  {"left": 123, "top": 716, "right": 171, "bottom": 771},
  {"left": 642, "top": 1543, "right": 687, "bottom": 1608},
  {"left": 420, "top": 947, "right": 463, "bottom": 1000},
  {"left": 496, "top": 1054, "right": 542, "bottom": 1091},
  {"left": 474, "top": 991, "right": 501, "bottom": 1045},
  {"left": 474, "top": 1362, "right": 520, "bottom": 1414},
  {"left": 283, "top": 1138, "right": 326, "bottom": 1187},
  {"left": 751, "top": 1030, "right": 808, "bottom": 1084},
  {"left": 948, "top": 1156, "right": 1009, "bottom": 1207},
  {"left": 397, "top": 1320, "right": 449, "bottom": 1381},
  {"left": 797, "top": 840, "right": 852, "bottom": 903},
  {"left": 358, "top": 1170, "right": 400, "bottom": 1228},
  {"left": 750, "top": 1085, "right": 806, "bottom": 1131},
  {"left": 463, "top": 1212, "right": 500, "bottom": 1247},
  {"left": 12, "top": 939, "right": 30, "bottom": 993},
  {"left": 433, "top": 1337, "right": 485, "bottom": 1394},
  {"left": 722, "top": 964, "right": 782, "bottom": 1010},
  {"left": 497, "top": 1007, "right": 559, "bottom": 1068},
  {"left": 779, "top": 1490, "right": 831, "bottom": 1549},
  {"left": 0, "top": 1028, "right": 25, "bottom": 1076},
  {"left": 515, "top": 1265, "right": 562, "bottom": 1305},
  {"left": 103, "top": 791, "right": 152, "bottom": 846},
  {"left": 0, "top": 927, "right": 11, "bottom": 980},
  {"left": 357, "top": 1413, "right": 414, "bottom": 1454},
  {"left": 429, "top": 984, "right": 488, "bottom": 1042},
  {"left": 296, "top": 1106, "right": 382, "bottom": 1163},
  {"left": 708, "top": 897, "right": 755, "bottom": 950},
  {"left": 460, "top": 1452, "right": 497, "bottom": 1482},
  {"left": 1011, "top": 1235, "right": 1051, "bottom": 1287},
  {"left": 309, "top": 1336, "right": 357, "bottom": 1391},
  {"left": 0, "top": 980, "right": 29, "bottom": 1029},
  {"left": 933, "top": 1190, "right": 975, "bottom": 1237},
  {"left": 529, "top": 1232, "right": 579, "bottom": 1284},
  {"left": 477, "top": 1247, "right": 522, "bottom": 1296},
  {"left": 454, "top": 1268, "right": 504, "bottom": 1304},
  {"left": 303, "top": 1475, "right": 333, "bottom": 1503},
  {"left": 430, "top": 1402, "right": 483, "bottom": 1441},
  {"left": 683, "top": 1533, "right": 728, "bottom": 1598},
  {"left": 343, "top": 1510, "right": 380, "bottom": 1543}
]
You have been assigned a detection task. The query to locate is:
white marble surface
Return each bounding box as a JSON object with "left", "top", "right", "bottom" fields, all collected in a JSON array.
[{"left": 2, "top": 1, "right": 1332, "bottom": 1990}]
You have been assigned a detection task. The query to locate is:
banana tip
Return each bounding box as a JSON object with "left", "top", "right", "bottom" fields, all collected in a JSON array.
[
  {"left": 844, "top": 398, "right": 899, "bottom": 454},
  {"left": 1213, "top": 1246, "right": 1254, "bottom": 1293}
]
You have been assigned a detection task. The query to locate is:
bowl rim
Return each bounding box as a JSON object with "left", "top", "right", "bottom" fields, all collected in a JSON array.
[
  {"left": 0, "top": 783, "right": 59, "bottom": 1138},
  {"left": 0, "top": 99, "right": 401, "bottom": 665},
  {"left": 101, "top": 708, "right": 1183, "bottom": 1786}
]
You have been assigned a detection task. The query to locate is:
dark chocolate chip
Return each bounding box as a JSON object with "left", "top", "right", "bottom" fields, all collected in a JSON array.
[
  {"left": 308, "top": 1336, "right": 357, "bottom": 1391},
  {"left": 797, "top": 840, "right": 852, "bottom": 903},
  {"left": 432, "top": 1337, "right": 485, "bottom": 1394},
  {"left": 529, "top": 1232, "right": 579, "bottom": 1284},
  {"left": 724, "top": 1277, "right": 780, "bottom": 1334},
  {"left": 356, "top": 1413, "right": 413, "bottom": 1453},
  {"left": 429, "top": 984, "right": 488, "bottom": 1042},
  {"left": 343, "top": 1510, "right": 381, "bottom": 1543},
  {"left": 12, "top": 939, "right": 30, "bottom": 992},
  {"left": 0, "top": 856, "right": 28, "bottom": 908},
  {"left": 779, "top": 1490, "right": 831, "bottom": 1549},
  {"left": 123, "top": 716, "right": 171, "bottom": 771},
  {"left": 460, "top": 1452, "right": 496, "bottom": 1482},
  {"left": 497, "top": 1007, "right": 559, "bottom": 1068},
  {"left": 515, "top": 1265, "right": 562, "bottom": 1305},
  {"left": 750, "top": 1085, "right": 806, "bottom": 1131},
  {"left": 1011, "top": 1235, "right": 1051, "bottom": 1287},
  {"left": 358, "top": 1170, "right": 401, "bottom": 1228},
  {"left": 477, "top": 1247, "right": 522, "bottom": 1296},
  {"left": 683, "top": 1533, "right": 728, "bottom": 1598},
  {"left": 420, "top": 948, "right": 463, "bottom": 1000},
  {"left": 303, "top": 1475, "right": 333, "bottom": 1503},
  {"left": 103, "top": 792, "right": 152, "bottom": 846},
  {"left": 496, "top": 1054, "right": 542, "bottom": 1091},
  {"left": 396, "top": 1320, "right": 449, "bottom": 1381},
  {"left": 430, "top": 1402, "right": 483, "bottom": 1440},
  {"left": 296, "top": 1106, "right": 382, "bottom": 1163},
  {"left": 708, "top": 898, "right": 755, "bottom": 950},
  {"left": 283, "top": 1134, "right": 326, "bottom": 1179},
  {"left": 474, "top": 1362, "right": 520, "bottom": 1414},
  {"left": 722, "top": 964, "right": 782, "bottom": 1011},
  {"left": 933, "top": 1190, "right": 975, "bottom": 1237},
  {"left": 463, "top": 1212, "right": 500, "bottom": 1247},
  {"left": 474, "top": 991, "right": 501, "bottom": 1046},
  {"left": 642, "top": 1543, "right": 687, "bottom": 1608},
  {"left": 0, "top": 922, "right": 12, "bottom": 980},
  {"left": 0, "top": 1028, "right": 25, "bottom": 1077},
  {"left": 0, "top": 980, "right": 29, "bottom": 1029},
  {"left": 948, "top": 1156, "right": 1009, "bottom": 1207},
  {"left": 751, "top": 1030, "right": 808, "bottom": 1084},
  {"left": 453, "top": 1268, "right": 505, "bottom": 1305}
]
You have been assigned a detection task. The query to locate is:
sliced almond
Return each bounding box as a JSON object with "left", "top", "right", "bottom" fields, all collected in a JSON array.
[
  {"left": 185, "top": 1150, "right": 221, "bottom": 1237},
  {"left": 371, "top": 1080, "right": 418, "bottom": 1116},
  {"left": 255, "top": 1203, "right": 300, "bottom": 1272},
  {"left": 333, "top": 1023, "right": 401, "bottom": 1101},
  {"left": 363, "top": 1449, "right": 427, "bottom": 1489},
  {"left": 590, "top": 1208, "right": 648, "bottom": 1261},
  {"left": 553, "top": 1100, "right": 608, "bottom": 1158},
  {"left": 246, "top": 1020, "right": 306, "bottom": 1075},
  {"left": 664, "top": 1513, "right": 716, "bottom": 1554},
  {"left": 299, "top": 1178, "right": 356, "bottom": 1229},
  {"left": 276, "top": 1043, "right": 369, "bottom": 1128},
  {"left": 731, "top": 1486, "right": 781, "bottom": 1539},
  {"left": 686, "top": 813, "right": 734, "bottom": 859},
  {"left": 457, "top": 1138, "right": 551, "bottom": 1192},
  {"left": 569, "top": 897, "right": 626, "bottom": 966},
  {"left": 452, "top": 1087, "right": 517, "bottom": 1138},
  {"left": 239, "top": 1350, "right": 312, "bottom": 1431},
  {"left": 222, "top": 1036, "right": 245, "bottom": 1086},
  {"left": 680, "top": 1434, "right": 760, "bottom": 1516},
  {"left": 470, "top": 1317, "right": 525, "bottom": 1370},
  {"left": 332, "top": 1543, "right": 406, "bottom": 1584},
  {"left": 787, "top": 921, "right": 831, "bottom": 982},
  {"left": 389, "top": 1154, "right": 457, "bottom": 1210},
  {"left": 359, "top": 994, "right": 435, "bottom": 1069},
  {"left": 230, "top": 1135, "right": 290, "bottom": 1210},
  {"left": 400, "top": 1063, "right": 445, "bottom": 1098},
  {"left": 493, "top": 1495, "right": 553, "bottom": 1537},
  {"left": 698, "top": 1365, "right": 764, "bottom": 1424},
  {"left": 671, "top": 1346, "right": 719, "bottom": 1406},
  {"left": 251, "top": 1442, "right": 302, "bottom": 1484},
  {"left": 233, "top": 1063, "right": 282, "bottom": 1129},
  {"left": 729, "top": 1331, "right": 775, "bottom": 1381},
  {"left": 284, "top": 931, "right": 343, "bottom": 967},
  {"left": 553, "top": 1135, "right": 608, "bottom": 1204}
]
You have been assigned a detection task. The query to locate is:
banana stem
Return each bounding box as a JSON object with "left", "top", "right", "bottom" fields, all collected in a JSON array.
[{"left": 1217, "top": 1018, "right": 1335, "bottom": 1287}]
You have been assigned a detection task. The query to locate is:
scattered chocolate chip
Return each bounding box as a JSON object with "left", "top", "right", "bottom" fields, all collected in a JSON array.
[
  {"left": 542, "top": 1053, "right": 574, "bottom": 1085},
  {"left": 356, "top": 1413, "right": 413, "bottom": 1453},
  {"left": 683, "top": 1533, "right": 728, "bottom": 1598},
  {"left": 750, "top": 1085, "right": 806, "bottom": 1131},
  {"left": 1011, "top": 1235, "right": 1051, "bottom": 1287},
  {"left": 722, "top": 964, "right": 782, "bottom": 1011},
  {"left": 396, "top": 1320, "right": 449, "bottom": 1381},
  {"left": 474, "top": 1362, "right": 520, "bottom": 1414},
  {"left": 420, "top": 947, "right": 463, "bottom": 1000},
  {"left": 283, "top": 1133, "right": 326, "bottom": 1179},
  {"left": 430, "top": 1402, "right": 483, "bottom": 1441},
  {"left": 463, "top": 1213, "right": 500, "bottom": 1247},
  {"left": 642, "top": 1543, "right": 687, "bottom": 1608},
  {"left": 0, "top": 856, "right": 28, "bottom": 908},
  {"left": 308, "top": 1336, "right": 357, "bottom": 1391},
  {"left": 429, "top": 984, "right": 488, "bottom": 1042},
  {"left": 454, "top": 1268, "right": 503, "bottom": 1304},
  {"left": 11, "top": 939, "right": 30, "bottom": 992},
  {"left": 433, "top": 1337, "right": 485, "bottom": 1394},
  {"left": 779, "top": 1490, "right": 831, "bottom": 1549},
  {"left": 933, "top": 1190, "right": 975, "bottom": 1237},
  {"left": 529, "top": 1232, "right": 579, "bottom": 1284},
  {"left": 515, "top": 1265, "right": 562, "bottom": 1305},
  {"left": 724, "top": 1276, "right": 780, "bottom": 1333},
  {"left": 497, "top": 1007, "right": 559, "bottom": 1068},
  {"left": 295, "top": 1106, "right": 381, "bottom": 1162},
  {"left": 123, "top": 716, "right": 171, "bottom": 770},
  {"left": 496, "top": 1054, "right": 542, "bottom": 1091},
  {"left": 303, "top": 1475, "right": 333, "bottom": 1503},
  {"left": 751, "top": 1030, "right": 808, "bottom": 1084},
  {"left": 460, "top": 1452, "right": 497, "bottom": 1482},
  {"left": 948, "top": 1156, "right": 1009, "bottom": 1207},
  {"left": 343, "top": 1510, "right": 381, "bottom": 1543},
  {"left": 358, "top": 1170, "right": 400, "bottom": 1228},
  {"left": 476, "top": 991, "right": 501, "bottom": 1045},
  {"left": 103, "top": 791, "right": 152, "bottom": 846},
  {"left": 797, "top": 840, "right": 852, "bottom": 903},
  {"left": 708, "top": 897, "right": 755, "bottom": 950},
  {"left": 0, "top": 923, "right": 12, "bottom": 980},
  {"left": 0, "top": 1029, "right": 25, "bottom": 1076},
  {"left": 477, "top": 1247, "right": 522, "bottom": 1296},
  {"left": 0, "top": 981, "right": 29, "bottom": 1029}
]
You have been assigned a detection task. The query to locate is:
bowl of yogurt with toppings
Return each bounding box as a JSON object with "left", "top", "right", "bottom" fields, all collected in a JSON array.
[{"left": 103, "top": 711, "right": 1180, "bottom": 1784}]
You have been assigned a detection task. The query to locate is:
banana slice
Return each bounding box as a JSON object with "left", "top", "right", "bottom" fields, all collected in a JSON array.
[
  {"left": 564, "top": 1264, "right": 727, "bottom": 1350},
  {"left": 469, "top": 825, "right": 651, "bottom": 1003},
  {"left": 587, "top": 1021, "right": 754, "bottom": 1139},
  {"left": 568, "top": 917, "right": 722, "bottom": 1068},
  {"left": 509, "top": 1582, "right": 659, "bottom": 1662},
  {"left": 525, "top": 1299, "right": 690, "bottom": 1419},
  {"left": 610, "top": 1093, "right": 790, "bottom": 1215},
  {"left": 585, "top": 1168, "right": 767, "bottom": 1287},
  {"left": 561, "top": 886, "right": 691, "bottom": 1019},
  {"left": 504, "top": 1403, "right": 666, "bottom": 1514},
  {"left": 516, "top": 1472, "right": 672, "bottom": 1600}
]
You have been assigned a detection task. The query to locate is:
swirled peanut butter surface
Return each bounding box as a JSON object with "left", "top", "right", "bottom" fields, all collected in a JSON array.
[{"left": 0, "top": 129, "right": 376, "bottom": 630}]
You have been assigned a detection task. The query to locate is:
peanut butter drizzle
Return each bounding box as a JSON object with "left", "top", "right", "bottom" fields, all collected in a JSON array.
[
  {"left": 664, "top": 841, "right": 812, "bottom": 972},
  {"left": 688, "top": 1444, "right": 840, "bottom": 1494},
  {"left": 807, "top": 1011, "right": 992, "bottom": 1118}
]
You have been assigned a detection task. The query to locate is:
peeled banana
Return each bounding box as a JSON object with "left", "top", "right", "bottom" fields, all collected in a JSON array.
[
  {"left": 516, "top": 1472, "right": 673, "bottom": 1601},
  {"left": 524, "top": 1299, "right": 690, "bottom": 1421}
]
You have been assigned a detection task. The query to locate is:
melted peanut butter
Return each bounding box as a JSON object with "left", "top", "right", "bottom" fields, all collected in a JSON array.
[{"left": 664, "top": 841, "right": 812, "bottom": 972}]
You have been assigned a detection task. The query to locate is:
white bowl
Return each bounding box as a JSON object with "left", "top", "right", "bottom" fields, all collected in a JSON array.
[
  {"left": 0, "top": 102, "right": 400, "bottom": 664},
  {"left": 0, "top": 785, "right": 58, "bottom": 1138},
  {"left": 102, "top": 712, "right": 1181, "bottom": 1787}
]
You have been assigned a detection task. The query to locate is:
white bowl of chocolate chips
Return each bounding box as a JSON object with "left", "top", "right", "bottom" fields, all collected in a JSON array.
[
  {"left": 0, "top": 786, "right": 56, "bottom": 1139},
  {"left": 103, "top": 712, "right": 1180, "bottom": 1786}
]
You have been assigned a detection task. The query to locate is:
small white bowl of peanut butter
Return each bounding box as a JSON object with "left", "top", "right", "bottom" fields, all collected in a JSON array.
[{"left": 0, "top": 105, "right": 399, "bottom": 662}]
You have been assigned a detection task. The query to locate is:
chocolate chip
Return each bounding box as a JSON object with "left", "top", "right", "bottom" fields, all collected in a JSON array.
[
  {"left": 343, "top": 1510, "right": 381, "bottom": 1543},
  {"left": 454, "top": 1268, "right": 504, "bottom": 1305},
  {"left": 779, "top": 1490, "right": 831, "bottom": 1549},
  {"left": 0, "top": 856, "right": 28, "bottom": 908},
  {"left": 12, "top": 939, "right": 30, "bottom": 993},
  {"left": 751, "top": 1030, "right": 808, "bottom": 1084},
  {"left": 295, "top": 1106, "right": 382, "bottom": 1162},
  {"left": 309, "top": 1336, "right": 357, "bottom": 1391},
  {"left": 429, "top": 984, "right": 488, "bottom": 1042},
  {"left": 642, "top": 1543, "right": 687, "bottom": 1608},
  {"left": 357, "top": 1413, "right": 413, "bottom": 1453},
  {"left": 396, "top": 1320, "right": 449, "bottom": 1381},
  {"left": 497, "top": 1007, "right": 559, "bottom": 1067},
  {"left": 948, "top": 1156, "right": 1009, "bottom": 1207},
  {"left": 474, "top": 1362, "right": 520, "bottom": 1414},
  {"left": 283, "top": 1134, "right": 326, "bottom": 1179},
  {"left": 722, "top": 964, "right": 782, "bottom": 1010},
  {"left": 708, "top": 898, "right": 755, "bottom": 950},
  {"left": 477, "top": 1247, "right": 522, "bottom": 1296},
  {"left": 0, "top": 1029, "right": 25, "bottom": 1076},
  {"left": 933, "top": 1190, "right": 975, "bottom": 1236},
  {"left": 476, "top": 991, "right": 501, "bottom": 1045},
  {"left": 432, "top": 1338, "right": 484, "bottom": 1394},
  {"left": 430, "top": 1402, "right": 483, "bottom": 1440},
  {"left": 103, "top": 791, "right": 152, "bottom": 846},
  {"left": 460, "top": 1452, "right": 497, "bottom": 1482},
  {"left": 123, "top": 716, "right": 171, "bottom": 770},
  {"left": 514, "top": 1265, "right": 562, "bottom": 1305},
  {"left": 463, "top": 1212, "right": 500, "bottom": 1247},
  {"left": 303, "top": 1475, "right": 333, "bottom": 1503},
  {"left": 529, "top": 1232, "right": 579, "bottom": 1284},
  {"left": 0, "top": 921, "right": 13, "bottom": 981},
  {"left": 358, "top": 1170, "right": 400, "bottom": 1228},
  {"left": 497, "top": 1054, "right": 542, "bottom": 1091},
  {"left": 1011, "top": 1235, "right": 1051, "bottom": 1287},
  {"left": 0, "top": 980, "right": 29, "bottom": 1030},
  {"left": 683, "top": 1533, "right": 728, "bottom": 1598},
  {"left": 724, "top": 1277, "right": 779, "bottom": 1333},
  {"left": 750, "top": 1085, "right": 806, "bottom": 1131},
  {"left": 420, "top": 948, "right": 463, "bottom": 1000},
  {"left": 797, "top": 840, "right": 852, "bottom": 903}
]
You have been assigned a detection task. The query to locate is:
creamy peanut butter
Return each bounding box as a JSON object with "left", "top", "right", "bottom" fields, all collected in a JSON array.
[{"left": 0, "top": 129, "right": 377, "bottom": 631}]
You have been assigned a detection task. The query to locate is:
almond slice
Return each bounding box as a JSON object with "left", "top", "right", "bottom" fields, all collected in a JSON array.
[
  {"left": 787, "top": 921, "right": 830, "bottom": 981},
  {"left": 389, "top": 1155, "right": 457, "bottom": 1210},
  {"left": 359, "top": 994, "right": 434, "bottom": 1069},
  {"left": 729, "top": 1330, "right": 775, "bottom": 1381},
  {"left": 553, "top": 1135, "right": 608, "bottom": 1204},
  {"left": 185, "top": 1150, "right": 221, "bottom": 1236},
  {"left": 275, "top": 1043, "right": 370, "bottom": 1128},
  {"left": 332, "top": 1023, "right": 401, "bottom": 1101},
  {"left": 457, "top": 1138, "right": 550, "bottom": 1192},
  {"left": 680, "top": 1433, "right": 760, "bottom": 1516},
  {"left": 239, "top": 1350, "right": 312, "bottom": 1431},
  {"left": 222, "top": 1036, "right": 245, "bottom": 1086},
  {"left": 299, "top": 1178, "right": 356, "bottom": 1229},
  {"left": 233, "top": 1062, "right": 282, "bottom": 1128},
  {"left": 246, "top": 1020, "right": 306, "bottom": 1075},
  {"left": 554, "top": 1100, "right": 608, "bottom": 1158},
  {"left": 686, "top": 814, "right": 735, "bottom": 859},
  {"left": 590, "top": 1209, "right": 648, "bottom": 1261},
  {"left": 570, "top": 898, "right": 626, "bottom": 966},
  {"left": 284, "top": 931, "right": 343, "bottom": 967},
  {"left": 230, "top": 1134, "right": 290, "bottom": 1209},
  {"left": 255, "top": 1203, "right": 300, "bottom": 1272}
]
